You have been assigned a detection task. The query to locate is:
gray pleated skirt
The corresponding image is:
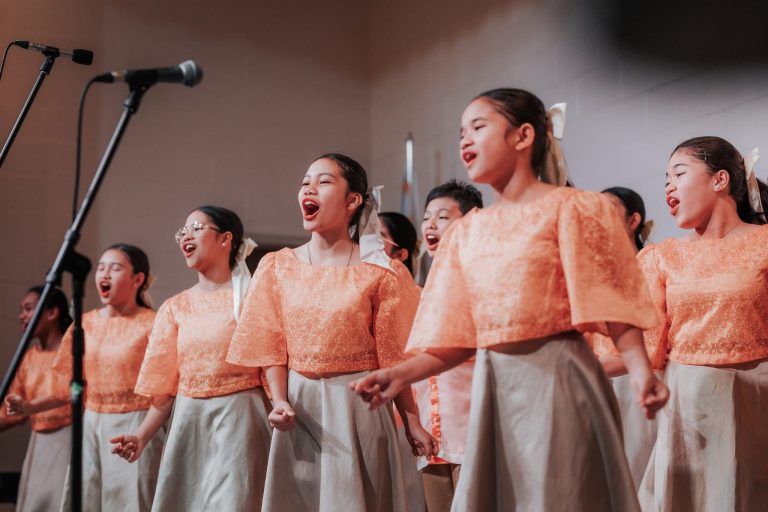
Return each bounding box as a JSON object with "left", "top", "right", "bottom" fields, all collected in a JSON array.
[
  {"left": 60, "top": 408, "right": 166, "bottom": 512},
  {"left": 16, "top": 425, "right": 70, "bottom": 512},
  {"left": 151, "top": 387, "right": 272, "bottom": 512},
  {"left": 261, "top": 370, "right": 411, "bottom": 512},
  {"left": 451, "top": 335, "right": 640, "bottom": 512},
  {"left": 639, "top": 359, "right": 768, "bottom": 512}
]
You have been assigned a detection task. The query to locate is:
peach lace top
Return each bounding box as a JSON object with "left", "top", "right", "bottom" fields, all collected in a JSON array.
[
  {"left": 135, "top": 286, "right": 262, "bottom": 398},
  {"left": 227, "top": 249, "right": 421, "bottom": 372},
  {"left": 639, "top": 225, "right": 768, "bottom": 368},
  {"left": 50, "top": 308, "right": 155, "bottom": 413},
  {"left": 1, "top": 344, "right": 71, "bottom": 431},
  {"left": 406, "top": 188, "right": 658, "bottom": 353}
]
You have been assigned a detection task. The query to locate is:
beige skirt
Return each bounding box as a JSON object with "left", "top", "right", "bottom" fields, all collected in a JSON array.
[
  {"left": 261, "top": 370, "right": 410, "bottom": 512},
  {"left": 639, "top": 360, "right": 768, "bottom": 512},
  {"left": 60, "top": 409, "right": 166, "bottom": 512},
  {"left": 611, "top": 373, "right": 659, "bottom": 490},
  {"left": 16, "top": 425, "right": 70, "bottom": 512},
  {"left": 151, "top": 388, "right": 271, "bottom": 512},
  {"left": 452, "top": 335, "right": 639, "bottom": 512}
]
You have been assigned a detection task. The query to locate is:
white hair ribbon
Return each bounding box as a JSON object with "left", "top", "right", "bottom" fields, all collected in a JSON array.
[
  {"left": 232, "top": 237, "right": 257, "bottom": 323},
  {"left": 744, "top": 147, "right": 766, "bottom": 223},
  {"left": 355, "top": 185, "right": 393, "bottom": 272},
  {"left": 541, "top": 102, "right": 570, "bottom": 186}
]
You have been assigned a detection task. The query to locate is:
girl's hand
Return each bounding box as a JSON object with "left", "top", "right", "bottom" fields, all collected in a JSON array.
[
  {"left": 269, "top": 400, "right": 296, "bottom": 431},
  {"left": 632, "top": 371, "right": 669, "bottom": 419},
  {"left": 349, "top": 368, "right": 405, "bottom": 410},
  {"left": 404, "top": 421, "right": 439, "bottom": 458},
  {"left": 5, "top": 394, "right": 30, "bottom": 417},
  {"left": 110, "top": 434, "right": 145, "bottom": 463}
]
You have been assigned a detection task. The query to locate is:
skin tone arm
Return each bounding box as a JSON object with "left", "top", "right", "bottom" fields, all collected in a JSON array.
[
  {"left": 600, "top": 354, "right": 627, "bottom": 378},
  {"left": 264, "top": 365, "right": 295, "bottom": 431},
  {"left": 353, "top": 324, "right": 669, "bottom": 419},
  {"left": 5, "top": 394, "right": 67, "bottom": 416},
  {"left": 392, "top": 387, "right": 438, "bottom": 457},
  {"left": 110, "top": 395, "right": 174, "bottom": 462}
]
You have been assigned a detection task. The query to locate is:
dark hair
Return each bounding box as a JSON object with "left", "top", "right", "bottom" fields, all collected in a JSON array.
[
  {"left": 425, "top": 179, "right": 484, "bottom": 214},
  {"left": 108, "top": 243, "right": 152, "bottom": 308},
  {"left": 195, "top": 205, "right": 245, "bottom": 269},
  {"left": 602, "top": 187, "right": 647, "bottom": 251},
  {"left": 673, "top": 136, "right": 768, "bottom": 225},
  {"left": 379, "top": 212, "right": 418, "bottom": 275},
  {"left": 27, "top": 285, "right": 72, "bottom": 332},
  {"left": 315, "top": 153, "right": 369, "bottom": 240},
  {"left": 475, "top": 88, "right": 550, "bottom": 175}
]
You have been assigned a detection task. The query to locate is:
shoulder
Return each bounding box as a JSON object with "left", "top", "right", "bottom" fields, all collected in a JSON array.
[{"left": 560, "top": 188, "right": 612, "bottom": 214}]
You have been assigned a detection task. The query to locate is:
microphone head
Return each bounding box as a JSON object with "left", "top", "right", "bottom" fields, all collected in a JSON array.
[
  {"left": 178, "top": 60, "right": 203, "bottom": 87},
  {"left": 72, "top": 49, "right": 94, "bottom": 66}
]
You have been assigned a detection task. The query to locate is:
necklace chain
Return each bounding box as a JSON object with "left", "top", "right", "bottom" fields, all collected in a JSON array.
[{"left": 307, "top": 243, "right": 354, "bottom": 267}]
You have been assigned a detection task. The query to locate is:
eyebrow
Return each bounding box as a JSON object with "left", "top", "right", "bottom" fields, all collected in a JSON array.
[{"left": 303, "top": 172, "right": 336, "bottom": 180}]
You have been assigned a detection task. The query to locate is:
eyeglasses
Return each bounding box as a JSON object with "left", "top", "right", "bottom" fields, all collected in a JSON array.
[{"left": 174, "top": 221, "right": 221, "bottom": 244}]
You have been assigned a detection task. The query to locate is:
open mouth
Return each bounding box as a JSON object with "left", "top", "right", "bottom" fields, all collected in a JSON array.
[
  {"left": 302, "top": 198, "right": 320, "bottom": 220},
  {"left": 98, "top": 281, "right": 111, "bottom": 298},
  {"left": 425, "top": 234, "right": 441, "bottom": 252},
  {"left": 667, "top": 196, "right": 680, "bottom": 215},
  {"left": 182, "top": 242, "right": 196, "bottom": 257},
  {"left": 462, "top": 151, "right": 477, "bottom": 166}
]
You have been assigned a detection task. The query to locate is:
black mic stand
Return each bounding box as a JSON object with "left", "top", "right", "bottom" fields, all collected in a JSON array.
[
  {"left": 0, "top": 50, "right": 59, "bottom": 167},
  {"left": 0, "top": 82, "right": 150, "bottom": 512}
]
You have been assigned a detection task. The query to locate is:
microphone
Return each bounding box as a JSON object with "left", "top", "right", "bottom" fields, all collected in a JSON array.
[
  {"left": 93, "top": 60, "right": 203, "bottom": 87},
  {"left": 13, "top": 40, "right": 93, "bottom": 65}
]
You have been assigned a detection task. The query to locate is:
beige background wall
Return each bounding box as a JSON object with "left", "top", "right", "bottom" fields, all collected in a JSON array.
[{"left": 1, "top": 0, "right": 767, "bottom": 476}]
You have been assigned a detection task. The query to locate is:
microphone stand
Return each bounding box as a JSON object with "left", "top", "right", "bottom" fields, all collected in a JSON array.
[
  {"left": 0, "top": 50, "right": 59, "bottom": 168},
  {"left": 0, "top": 82, "right": 150, "bottom": 512}
]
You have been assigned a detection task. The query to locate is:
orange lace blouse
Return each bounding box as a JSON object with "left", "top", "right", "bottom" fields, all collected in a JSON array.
[
  {"left": 640, "top": 225, "right": 768, "bottom": 368},
  {"left": 1, "top": 344, "right": 71, "bottom": 431},
  {"left": 50, "top": 308, "right": 155, "bottom": 413},
  {"left": 406, "top": 187, "right": 659, "bottom": 353},
  {"left": 227, "top": 249, "right": 421, "bottom": 373},
  {"left": 135, "top": 286, "right": 262, "bottom": 398}
]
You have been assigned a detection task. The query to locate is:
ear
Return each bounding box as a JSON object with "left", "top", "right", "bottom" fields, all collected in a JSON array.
[
  {"left": 713, "top": 169, "right": 730, "bottom": 192},
  {"left": 132, "top": 271, "right": 146, "bottom": 290},
  {"left": 45, "top": 307, "right": 59, "bottom": 323},
  {"left": 220, "top": 231, "right": 233, "bottom": 247},
  {"left": 627, "top": 212, "right": 642, "bottom": 233},
  {"left": 391, "top": 247, "right": 409, "bottom": 263},
  {"left": 513, "top": 122, "right": 536, "bottom": 152},
  {"left": 347, "top": 191, "right": 364, "bottom": 212}
]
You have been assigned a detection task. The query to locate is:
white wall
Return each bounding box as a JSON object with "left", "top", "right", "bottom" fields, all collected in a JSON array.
[{"left": 368, "top": 0, "right": 768, "bottom": 242}]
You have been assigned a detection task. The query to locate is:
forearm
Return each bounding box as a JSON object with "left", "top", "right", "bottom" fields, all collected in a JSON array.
[
  {"left": 26, "top": 396, "right": 68, "bottom": 415},
  {"left": 393, "top": 387, "right": 420, "bottom": 431},
  {"left": 607, "top": 323, "right": 653, "bottom": 377},
  {"left": 391, "top": 348, "right": 474, "bottom": 387},
  {"left": 136, "top": 395, "right": 174, "bottom": 445},
  {"left": 265, "top": 365, "right": 289, "bottom": 403},
  {"left": 599, "top": 354, "right": 628, "bottom": 378}
]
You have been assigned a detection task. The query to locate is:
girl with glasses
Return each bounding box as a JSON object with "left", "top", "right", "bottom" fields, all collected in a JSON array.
[{"left": 111, "top": 206, "right": 270, "bottom": 511}]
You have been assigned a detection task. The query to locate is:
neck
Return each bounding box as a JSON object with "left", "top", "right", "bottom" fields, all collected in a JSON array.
[
  {"left": 103, "top": 300, "right": 140, "bottom": 318},
  {"left": 309, "top": 226, "right": 354, "bottom": 251},
  {"left": 492, "top": 162, "right": 547, "bottom": 204},
  {"left": 693, "top": 201, "right": 743, "bottom": 239},
  {"left": 196, "top": 262, "right": 232, "bottom": 291},
  {"left": 38, "top": 327, "right": 63, "bottom": 351}
]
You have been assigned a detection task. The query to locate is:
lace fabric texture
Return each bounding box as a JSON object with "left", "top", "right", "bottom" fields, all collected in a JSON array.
[
  {"left": 51, "top": 308, "right": 156, "bottom": 413},
  {"left": 135, "top": 286, "right": 261, "bottom": 398},
  {"left": 639, "top": 225, "right": 768, "bottom": 368},
  {"left": 1, "top": 344, "right": 71, "bottom": 431},
  {"left": 227, "top": 249, "right": 421, "bottom": 372},
  {"left": 406, "top": 187, "right": 659, "bottom": 353}
]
